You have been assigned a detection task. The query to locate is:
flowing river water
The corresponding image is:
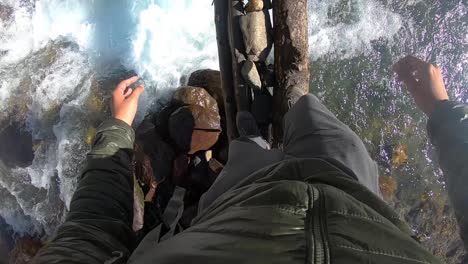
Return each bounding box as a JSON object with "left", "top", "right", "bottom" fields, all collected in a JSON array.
[{"left": 0, "top": 0, "right": 466, "bottom": 262}]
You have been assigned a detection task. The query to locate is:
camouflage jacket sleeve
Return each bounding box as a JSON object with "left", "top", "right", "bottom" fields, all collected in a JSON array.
[
  {"left": 427, "top": 101, "right": 468, "bottom": 253},
  {"left": 33, "top": 119, "right": 135, "bottom": 264}
]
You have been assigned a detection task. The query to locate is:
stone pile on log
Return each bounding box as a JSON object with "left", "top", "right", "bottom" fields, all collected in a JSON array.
[{"left": 214, "top": 0, "right": 310, "bottom": 145}]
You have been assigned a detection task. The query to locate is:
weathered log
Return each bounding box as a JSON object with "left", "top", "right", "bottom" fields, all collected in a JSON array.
[
  {"left": 228, "top": 0, "right": 250, "bottom": 112},
  {"left": 272, "top": 0, "right": 310, "bottom": 144},
  {"left": 214, "top": 0, "right": 238, "bottom": 141}
]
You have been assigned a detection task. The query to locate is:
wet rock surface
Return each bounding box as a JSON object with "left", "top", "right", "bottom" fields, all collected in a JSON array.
[
  {"left": 173, "top": 86, "right": 221, "bottom": 131},
  {"left": 8, "top": 237, "right": 43, "bottom": 264},
  {"left": 187, "top": 70, "right": 224, "bottom": 111},
  {"left": 0, "top": 217, "right": 13, "bottom": 264},
  {"left": 174, "top": 87, "right": 222, "bottom": 154},
  {"left": 187, "top": 70, "right": 229, "bottom": 163},
  {"left": 0, "top": 121, "right": 34, "bottom": 168}
]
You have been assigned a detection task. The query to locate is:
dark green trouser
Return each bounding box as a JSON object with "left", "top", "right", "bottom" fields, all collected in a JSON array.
[{"left": 199, "top": 94, "right": 380, "bottom": 212}]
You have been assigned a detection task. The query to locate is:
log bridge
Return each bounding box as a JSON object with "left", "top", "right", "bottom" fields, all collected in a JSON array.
[{"left": 213, "top": 0, "right": 310, "bottom": 145}]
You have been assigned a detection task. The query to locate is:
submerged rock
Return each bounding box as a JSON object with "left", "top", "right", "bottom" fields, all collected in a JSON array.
[
  {"left": 392, "top": 145, "right": 408, "bottom": 167},
  {"left": 8, "top": 237, "right": 43, "bottom": 264},
  {"left": 245, "top": 0, "right": 272, "bottom": 13},
  {"left": 84, "top": 127, "right": 96, "bottom": 146},
  {"left": 379, "top": 175, "right": 397, "bottom": 201},
  {"left": 241, "top": 60, "right": 262, "bottom": 90},
  {"left": 0, "top": 121, "right": 34, "bottom": 168},
  {"left": 0, "top": 217, "right": 13, "bottom": 263},
  {"left": 239, "top": 10, "right": 273, "bottom": 62}
]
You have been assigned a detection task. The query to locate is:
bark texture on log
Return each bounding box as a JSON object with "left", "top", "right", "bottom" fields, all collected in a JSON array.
[
  {"left": 273, "top": 0, "right": 310, "bottom": 145},
  {"left": 214, "top": 0, "right": 238, "bottom": 141},
  {"left": 229, "top": 0, "right": 250, "bottom": 112}
]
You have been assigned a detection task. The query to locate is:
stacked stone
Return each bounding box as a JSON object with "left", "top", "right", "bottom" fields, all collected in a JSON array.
[{"left": 239, "top": 0, "right": 274, "bottom": 93}]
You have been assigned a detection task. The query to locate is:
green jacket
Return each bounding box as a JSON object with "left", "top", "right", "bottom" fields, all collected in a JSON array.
[{"left": 34, "top": 101, "right": 468, "bottom": 263}]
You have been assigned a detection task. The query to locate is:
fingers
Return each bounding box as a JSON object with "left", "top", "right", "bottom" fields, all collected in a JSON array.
[
  {"left": 124, "top": 88, "right": 133, "bottom": 97},
  {"left": 129, "top": 84, "right": 145, "bottom": 100},
  {"left": 393, "top": 58, "right": 418, "bottom": 90},
  {"left": 113, "top": 77, "right": 144, "bottom": 105},
  {"left": 117, "top": 76, "right": 139, "bottom": 92}
]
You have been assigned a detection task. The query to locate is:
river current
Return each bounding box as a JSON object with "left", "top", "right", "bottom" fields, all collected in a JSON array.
[{"left": 0, "top": 0, "right": 466, "bottom": 262}]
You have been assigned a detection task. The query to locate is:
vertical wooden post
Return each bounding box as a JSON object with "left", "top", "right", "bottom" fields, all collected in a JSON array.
[
  {"left": 214, "top": 0, "right": 239, "bottom": 141},
  {"left": 272, "top": 0, "right": 310, "bottom": 145},
  {"left": 228, "top": 1, "right": 250, "bottom": 113}
]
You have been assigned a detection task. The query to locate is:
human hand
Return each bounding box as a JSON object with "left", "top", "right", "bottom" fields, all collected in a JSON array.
[
  {"left": 393, "top": 55, "right": 449, "bottom": 116},
  {"left": 112, "top": 76, "right": 145, "bottom": 126}
]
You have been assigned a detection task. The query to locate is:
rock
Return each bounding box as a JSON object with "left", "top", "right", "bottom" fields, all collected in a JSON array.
[
  {"left": 0, "top": 217, "right": 13, "bottom": 263},
  {"left": 0, "top": 4, "right": 13, "bottom": 22},
  {"left": 379, "top": 175, "right": 398, "bottom": 201},
  {"left": 241, "top": 60, "right": 262, "bottom": 90},
  {"left": 245, "top": 0, "right": 272, "bottom": 12},
  {"left": 174, "top": 87, "right": 221, "bottom": 120},
  {"left": 0, "top": 121, "right": 34, "bottom": 168},
  {"left": 188, "top": 104, "right": 221, "bottom": 153},
  {"left": 173, "top": 87, "right": 222, "bottom": 154},
  {"left": 84, "top": 127, "right": 96, "bottom": 146},
  {"left": 187, "top": 70, "right": 224, "bottom": 111},
  {"left": 9, "top": 237, "right": 43, "bottom": 264},
  {"left": 239, "top": 10, "right": 273, "bottom": 62},
  {"left": 392, "top": 144, "right": 408, "bottom": 167},
  {"left": 245, "top": 0, "right": 263, "bottom": 13}
]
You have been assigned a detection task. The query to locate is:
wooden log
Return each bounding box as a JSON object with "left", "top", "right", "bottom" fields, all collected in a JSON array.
[
  {"left": 228, "top": 0, "right": 250, "bottom": 112},
  {"left": 272, "top": 0, "right": 310, "bottom": 145},
  {"left": 214, "top": 0, "right": 239, "bottom": 141}
]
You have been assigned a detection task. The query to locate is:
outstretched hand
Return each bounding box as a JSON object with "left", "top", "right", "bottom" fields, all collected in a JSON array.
[
  {"left": 112, "top": 76, "right": 145, "bottom": 126},
  {"left": 393, "top": 55, "right": 449, "bottom": 116}
]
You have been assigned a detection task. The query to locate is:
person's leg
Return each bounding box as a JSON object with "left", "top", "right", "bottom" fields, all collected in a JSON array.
[
  {"left": 283, "top": 94, "right": 381, "bottom": 196},
  {"left": 198, "top": 137, "right": 283, "bottom": 212},
  {"left": 199, "top": 112, "right": 284, "bottom": 212}
]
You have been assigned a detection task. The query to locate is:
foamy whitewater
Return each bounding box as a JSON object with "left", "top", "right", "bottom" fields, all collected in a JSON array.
[{"left": 0, "top": 0, "right": 403, "bottom": 236}]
